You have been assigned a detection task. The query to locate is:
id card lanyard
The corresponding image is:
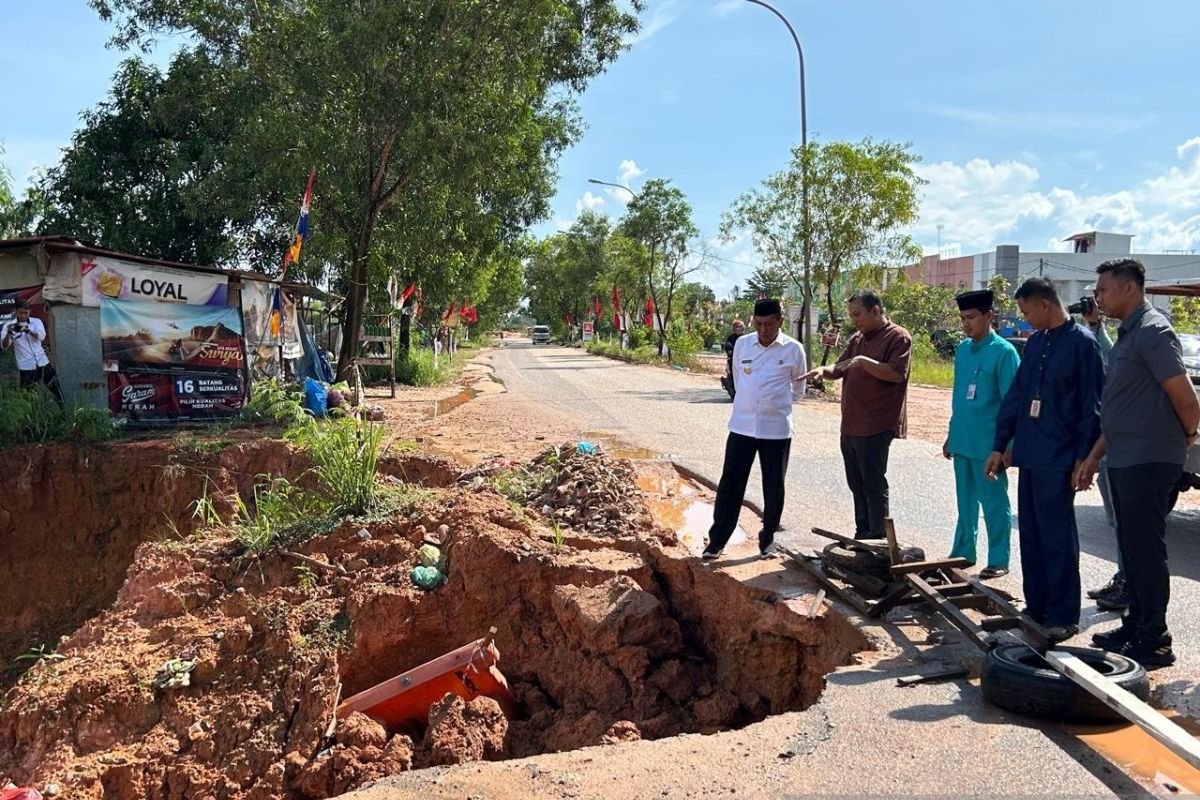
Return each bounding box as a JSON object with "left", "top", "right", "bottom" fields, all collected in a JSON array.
[
  {"left": 1031, "top": 328, "right": 1060, "bottom": 419},
  {"left": 965, "top": 364, "right": 982, "bottom": 400}
]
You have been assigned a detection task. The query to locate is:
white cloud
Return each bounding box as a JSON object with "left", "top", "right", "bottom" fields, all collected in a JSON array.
[
  {"left": 917, "top": 137, "right": 1200, "bottom": 256},
  {"left": 617, "top": 159, "right": 645, "bottom": 186},
  {"left": 575, "top": 191, "right": 606, "bottom": 214},
  {"left": 915, "top": 103, "right": 1155, "bottom": 135},
  {"left": 714, "top": 0, "right": 743, "bottom": 18},
  {"left": 629, "top": 1, "right": 683, "bottom": 45}
]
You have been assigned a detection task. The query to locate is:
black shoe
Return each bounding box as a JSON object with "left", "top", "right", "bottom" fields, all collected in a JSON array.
[
  {"left": 1120, "top": 639, "right": 1176, "bottom": 669},
  {"left": 1087, "top": 576, "right": 1123, "bottom": 600},
  {"left": 1043, "top": 624, "right": 1079, "bottom": 644},
  {"left": 1092, "top": 625, "right": 1135, "bottom": 652},
  {"left": 1096, "top": 587, "right": 1131, "bottom": 612}
]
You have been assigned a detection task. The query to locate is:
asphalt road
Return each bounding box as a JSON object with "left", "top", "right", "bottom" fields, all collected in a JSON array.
[{"left": 491, "top": 340, "right": 1200, "bottom": 713}]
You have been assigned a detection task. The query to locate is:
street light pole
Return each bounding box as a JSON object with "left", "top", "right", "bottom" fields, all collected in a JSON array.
[
  {"left": 587, "top": 177, "right": 639, "bottom": 200},
  {"left": 744, "top": 0, "right": 811, "bottom": 356}
]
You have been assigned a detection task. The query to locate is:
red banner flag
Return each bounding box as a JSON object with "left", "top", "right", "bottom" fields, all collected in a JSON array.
[
  {"left": 593, "top": 295, "right": 602, "bottom": 319},
  {"left": 643, "top": 297, "right": 655, "bottom": 328},
  {"left": 611, "top": 288, "right": 622, "bottom": 329},
  {"left": 400, "top": 282, "right": 416, "bottom": 305}
]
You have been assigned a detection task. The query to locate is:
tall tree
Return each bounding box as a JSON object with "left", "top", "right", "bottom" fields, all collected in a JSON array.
[
  {"left": 722, "top": 138, "right": 924, "bottom": 360},
  {"left": 617, "top": 178, "right": 700, "bottom": 354},
  {"left": 743, "top": 264, "right": 789, "bottom": 300},
  {"left": 89, "top": 0, "right": 643, "bottom": 378}
]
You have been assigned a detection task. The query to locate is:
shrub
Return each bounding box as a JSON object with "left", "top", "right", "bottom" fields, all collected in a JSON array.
[
  {"left": 393, "top": 346, "right": 448, "bottom": 387},
  {"left": 288, "top": 416, "right": 386, "bottom": 515},
  {"left": 240, "top": 377, "right": 307, "bottom": 428},
  {"left": 231, "top": 477, "right": 332, "bottom": 555},
  {"left": 0, "top": 382, "right": 116, "bottom": 451},
  {"left": 666, "top": 319, "right": 703, "bottom": 363}
]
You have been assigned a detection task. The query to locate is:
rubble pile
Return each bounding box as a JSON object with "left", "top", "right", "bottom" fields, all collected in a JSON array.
[{"left": 527, "top": 443, "right": 653, "bottom": 537}]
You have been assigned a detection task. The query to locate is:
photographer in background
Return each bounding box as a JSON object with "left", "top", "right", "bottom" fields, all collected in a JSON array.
[
  {"left": 1, "top": 300, "right": 64, "bottom": 404},
  {"left": 1070, "top": 292, "right": 1128, "bottom": 613}
]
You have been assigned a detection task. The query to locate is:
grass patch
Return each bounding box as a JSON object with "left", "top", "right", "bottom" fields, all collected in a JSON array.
[
  {"left": 0, "top": 382, "right": 117, "bottom": 451},
  {"left": 909, "top": 339, "right": 954, "bottom": 388},
  {"left": 288, "top": 417, "right": 386, "bottom": 516}
]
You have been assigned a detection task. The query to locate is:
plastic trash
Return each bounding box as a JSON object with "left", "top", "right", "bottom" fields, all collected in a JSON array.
[
  {"left": 411, "top": 565, "right": 445, "bottom": 590},
  {"left": 303, "top": 378, "right": 328, "bottom": 418},
  {"left": 418, "top": 544, "right": 443, "bottom": 569},
  {"left": 577, "top": 441, "right": 597, "bottom": 455},
  {"left": 1, "top": 788, "right": 44, "bottom": 800}
]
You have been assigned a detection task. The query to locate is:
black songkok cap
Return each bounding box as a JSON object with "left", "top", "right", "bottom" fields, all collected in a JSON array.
[
  {"left": 753, "top": 298, "right": 782, "bottom": 316},
  {"left": 955, "top": 290, "right": 994, "bottom": 313}
]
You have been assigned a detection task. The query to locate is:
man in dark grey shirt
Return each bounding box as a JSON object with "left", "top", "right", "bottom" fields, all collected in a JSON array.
[{"left": 1075, "top": 258, "right": 1200, "bottom": 668}]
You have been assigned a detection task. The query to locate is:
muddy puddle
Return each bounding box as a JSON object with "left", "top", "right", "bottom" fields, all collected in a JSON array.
[
  {"left": 583, "top": 430, "right": 663, "bottom": 460},
  {"left": 1071, "top": 713, "right": 1200, "bottom": 795},
  {"left": 429, "top": 374, "right": 505, "bottom": 418},
  {"left": 636, "top": 468, "right": 748, "bottom": 555}
]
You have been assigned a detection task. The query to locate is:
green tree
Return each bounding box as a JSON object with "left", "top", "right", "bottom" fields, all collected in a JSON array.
[
  {"left": 881, "top": 272, "right": 957, "bottom": 336},
  {"left": 1171, "top": 296, "right": 1200, "bottom": 334},
  {"left": 89, "top": 0, "right": 643, "bottom": 379},
  {"left": 617, "top": 178, "right": 700, "bottom": 354},
  {"left": 28, "top": 52, "right": 272, "bottom": 263},
  {"left": 743, "top": 265, "right": 789, "bottom": 299},
  {"left": 723, "top": 138, "right": 924, "bottom": 361}
]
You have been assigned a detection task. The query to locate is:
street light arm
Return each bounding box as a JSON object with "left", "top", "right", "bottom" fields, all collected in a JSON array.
[
  {"left": 587, "top": 177, "right": 639, "bottom": 199},
  {"left": 743, "top": 0, "right": 806, "bottom": 146}
]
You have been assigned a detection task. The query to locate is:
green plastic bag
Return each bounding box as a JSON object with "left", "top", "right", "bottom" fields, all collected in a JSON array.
[
  {"left": 418, "top": 544, "right": 442, "bottom": 569},
  {"left": 411, "top": 565, "right": 445, "bottom": 590}
]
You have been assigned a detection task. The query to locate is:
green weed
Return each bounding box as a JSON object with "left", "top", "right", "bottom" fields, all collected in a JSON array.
[
  {"left": 288, "top": 417, "right": 386, "bottom": 516},
  {"left": 0, "top": 382, "right": 117, "bottom": 451},
  {"left": 240, "top": 377, "right": 308, "bottom": 428}
]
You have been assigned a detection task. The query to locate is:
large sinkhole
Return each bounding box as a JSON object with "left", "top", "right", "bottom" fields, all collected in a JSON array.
[{"left": 0, "top": 448, "right": 868, "bottom": 800}]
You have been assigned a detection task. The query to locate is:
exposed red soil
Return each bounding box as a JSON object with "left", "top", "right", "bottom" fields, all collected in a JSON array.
[{"left": 0, "top": 441, "right": 866, "bottom": 800}]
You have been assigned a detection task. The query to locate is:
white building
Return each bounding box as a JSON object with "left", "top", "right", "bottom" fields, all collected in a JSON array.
[{"left": 907, "top": 231, "right": 1200, "bottom": 311}]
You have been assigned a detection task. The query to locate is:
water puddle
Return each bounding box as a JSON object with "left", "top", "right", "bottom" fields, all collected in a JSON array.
[
  {"left": 430, "top": 387, "right": 481, "bottom": 417},
  {"left": 634, "top": 461, "right": 747, "bottom": 555},
  {"left": 583, "top": 431, "right": 663, "bottom": 460},
  {"left": 1071, "top": 713, "right": 1200, "bottom": 795}
]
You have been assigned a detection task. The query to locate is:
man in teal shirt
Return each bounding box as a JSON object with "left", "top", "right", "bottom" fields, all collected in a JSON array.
[{"left": 943, "top": 290, "right": 1020, "bottom": 578}]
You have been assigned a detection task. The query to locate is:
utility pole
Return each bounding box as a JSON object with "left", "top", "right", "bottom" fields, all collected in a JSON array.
[
  {"left": 1039, "top": 258, "right": 1044, "bottom": 277},
  {"left": 745, "top": 0, "right": 810, "bottom": 358}
]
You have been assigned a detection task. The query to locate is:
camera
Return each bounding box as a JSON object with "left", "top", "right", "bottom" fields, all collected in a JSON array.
[{"left": 1068, "top": 296, "right": 1096, "bottom": 316}]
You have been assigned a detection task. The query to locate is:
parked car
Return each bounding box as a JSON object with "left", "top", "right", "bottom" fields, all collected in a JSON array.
[{"left": 531, "top": 324, "right": 551, "bottom": 345}]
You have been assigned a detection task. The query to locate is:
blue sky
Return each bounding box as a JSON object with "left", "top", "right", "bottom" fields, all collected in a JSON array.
[{"left": 5, "top": 1, "right": 1199, "bottom": 296}]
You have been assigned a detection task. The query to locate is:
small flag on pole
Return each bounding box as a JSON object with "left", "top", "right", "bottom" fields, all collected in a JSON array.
[{"left": 280, "top": 168, "right": 316, "bottom": 279}]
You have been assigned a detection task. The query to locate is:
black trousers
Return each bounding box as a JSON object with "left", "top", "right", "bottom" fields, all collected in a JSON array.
[
  {"left": 840, "top": 431, "right": 894, "bottom": 539},
  {"left": 707, "top": 432, "right": 791, "bottom": 552},
  {"left": 1109, "top": 462, "right": 1181, "bottom": 645},
  {"left": 19, "top": 363, "right": 64, "bottom": 405},
  {"left": 1017, "top": 468, "right": 1080, "bottom": 627}
]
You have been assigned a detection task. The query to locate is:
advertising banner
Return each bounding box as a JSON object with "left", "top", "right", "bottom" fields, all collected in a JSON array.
[
  {"left": 107, "top": 369, "right": 246, "bottom": 419},
  {"left": 581, "top": 321, "right": 594, "bottom": 342},
  {"left": 101, "top": 298, "right": 244, "bottom": 371},
  {"left": 82, "top": 256, "right": 229, "bottom": 307},
  {"left": 100, "top": 297, "right": 246, "bottom": 422}
]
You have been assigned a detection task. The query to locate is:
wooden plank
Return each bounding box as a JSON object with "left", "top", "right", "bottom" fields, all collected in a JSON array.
[
  {"left": 358, "top": 357, "right": 392, "bottom": 366},
  {"left": 1046, "top": 650, "right": 1200, "bottom": 772},
  {"left": 979, "top": 616, "right": 1022, "bottom": 632},
  {"left": 783, "top": 549, "right": 872, "bottom": 615},
  {"left": 947, "top": 594, "right": 992, "bottom": 611},
  {"left": 866, "top": 582, "right": 916, "bottom": 618},
  {"left": 810, "top": 527, "right": 890, "bottom": 555},
  {"left": 890, "top": 558, "right": 972, "bottom": 576},
  {"left": 883, "top": 517, "right": 901, "bottom": 566},
  {"left": 907, "top": 573, "right": 992, "bottom": 650},
  {"left": 806, "top": 589, "right": 826, "bottom": 619}
]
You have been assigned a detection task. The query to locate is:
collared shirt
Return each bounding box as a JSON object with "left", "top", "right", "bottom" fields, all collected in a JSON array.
[
  {"left": 728, "top": 331, "right": 808, "bottom": 440},
  {"left": 994, "top": 319, "right": 1103, "bottom": 471},
  {"left": 948, "top": 331, "right": 1020, "bottom": 460},
  {"left": 1102, "top": 301, "right": 1189, "bottom": 468},
  {"left": 835, "top": 321, "right": 912, "bottom": 438},
  {"left": 1, "top": 317, "right": 49, "bottom": 370}
]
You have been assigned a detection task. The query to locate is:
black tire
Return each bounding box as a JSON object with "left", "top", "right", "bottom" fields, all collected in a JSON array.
[
  {"left": 819, "top": 542, "right": 925, "bottom": 581},
  {"left": 981, "top": 643, "right": 1148, "bottom": 723}
]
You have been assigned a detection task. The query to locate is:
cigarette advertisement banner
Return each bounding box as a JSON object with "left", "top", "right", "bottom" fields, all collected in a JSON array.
[
  {"left": 82, "top": 256, "right": 229, "bottom": 307},
  {"left": 100, "top": 297, "right": 246, "bottom": 421}
]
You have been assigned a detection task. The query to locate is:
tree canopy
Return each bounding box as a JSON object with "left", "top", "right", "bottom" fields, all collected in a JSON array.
[{"left": 69, "top": 0, "right": 643, "bottom": 377}]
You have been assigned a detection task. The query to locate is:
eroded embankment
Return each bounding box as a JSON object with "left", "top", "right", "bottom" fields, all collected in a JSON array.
[{"left": 0, "top": 442, "right": 867, "bottom": 800}]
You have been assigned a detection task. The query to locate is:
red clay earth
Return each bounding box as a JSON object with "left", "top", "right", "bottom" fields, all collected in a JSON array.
[{"left": 0, "top": 440, "right": 866, "bottom": 800}]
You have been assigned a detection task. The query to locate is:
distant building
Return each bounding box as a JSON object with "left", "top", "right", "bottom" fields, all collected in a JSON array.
[{"left": 906, "top": 231, "right": 1200, "bottom": 311}]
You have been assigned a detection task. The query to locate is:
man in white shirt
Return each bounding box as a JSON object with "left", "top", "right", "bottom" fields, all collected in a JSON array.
[
  {"left": 1, "top": 300, "right": 64, "bottom": 404},
  {"left": 703, "top": 298, "right": 808, "bottom": 560}
]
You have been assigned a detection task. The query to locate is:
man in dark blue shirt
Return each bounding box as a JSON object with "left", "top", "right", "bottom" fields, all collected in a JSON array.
[{"left": 986, "top": 278, "right": 1104, "bottom": 642}]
